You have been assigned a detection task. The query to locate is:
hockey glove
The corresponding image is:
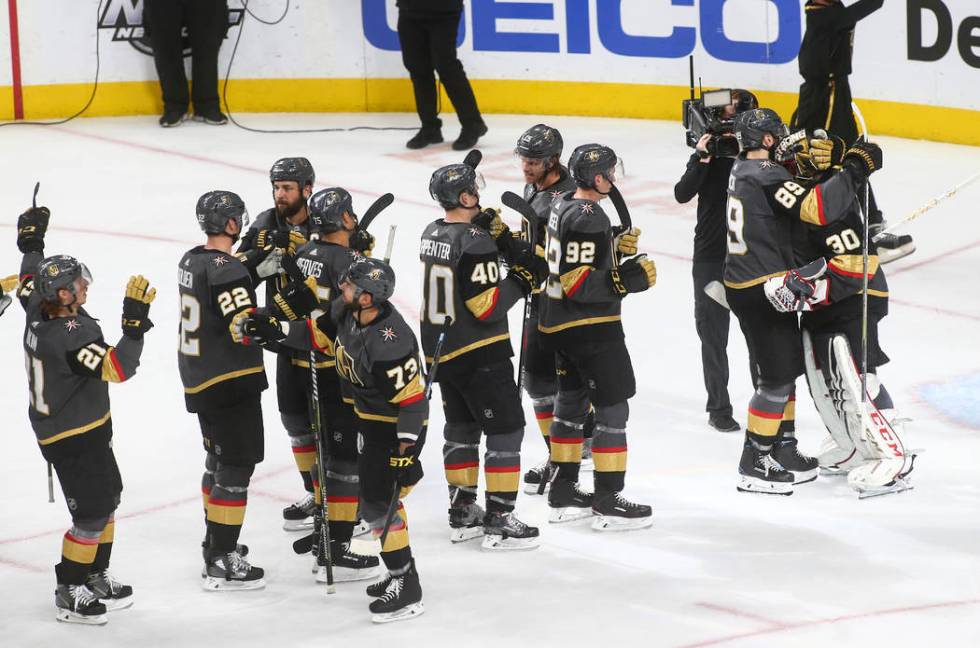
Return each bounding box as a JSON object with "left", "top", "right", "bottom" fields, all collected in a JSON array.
[
  {"left": 17, "top": 206, "right": 50, "bottom": 254},
  {"left": 390, "top": 443, "right": 423, "bottom": 487},
  {"left": 763, "top": 258, "right": 829, "bottom": 312},
  {"left": 232, "top": 308, "right": 287, "bottom": 345},
  {"left": 796, "top": 133, "right": 846, "bottom": 177},
  {"left": 121, "top": 274, "right": 156, "bottom": 339},
  {"left": 235, "top": 233, "right": 282, "bottom": 279},
  {"left": 272, "top": 275, "right": 319, "bottom": 321},
  {"left": 472, "top": 207, "right": 512, "bottom": 252},
  {"left": 842, "top": 140, "right": 883, "bottom": 178},
  {"left": 611, "top": 255, "right": 656, "bottom": 296},
  {"left": 287, "top": 230, "right": 307, "bottom": 255},
  {"left": 508, "top": 241, "right": 549, "bottom": 296},
  {"left": 0, "top": 275, "right": 15, "bottom": 317},
  {"left": 614, "top": 226, "right": 641, "bottom": 256},
  {"left": 349, "top": 228, "right": 375, "bottom": 256}
]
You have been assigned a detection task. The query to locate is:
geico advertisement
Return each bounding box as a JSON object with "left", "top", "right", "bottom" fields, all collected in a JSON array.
[{"left": 7, "top": 0, "right": 979, "bottom": 110}]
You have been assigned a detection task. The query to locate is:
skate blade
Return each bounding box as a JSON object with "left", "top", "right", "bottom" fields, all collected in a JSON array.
[
  {"left": 352, "top": 520, "right": 372, "bottom": 538},
  {"left": 736, "top": 475, "right": 793, "bottom": 496},
  {"left": 818, "top": 465, "right": 849, "bottom": 477},
  {"left": 481, "top": 533, "right": 540, "bottom": 551},
  {"left": 371, "top": 601, "right": 424, "bottom": 624},
  {"left": 580, "top": 458, "right": 594, "bottom": 472},
  {"left": 591, "top": 514, "right": 653, "bottom": 532},
  {"left": 856, "top": 478, "right": 914, "bottom": 500},
  {"left": 283, "top": 518, "right": 313, "bottom": 532},
  {"left": 317, "top": 565, "right": 380, "bottom": 583},
  {"left": 101, "top": 596, "right": 134, "bottom": 612},
  {"left": 877, "top": 243, "right": 916, "bottom": 265},
  {"left": 792, "top": 468, "right": 818, "bottom": 485},
  {"left": 201, "top": 576, "right": 266, "bottom": 592},
  {"left": 56, "top": 609, "right": 108, "bottom": 625},
  {"left": 548, "top": 507, "right": 594, "bottom": 523},
  {"left": 523, "top": 481, "right": 549, "bottom": 495},
  {"left": 449, "top": 526, "right": 484, "bottom": 543}
]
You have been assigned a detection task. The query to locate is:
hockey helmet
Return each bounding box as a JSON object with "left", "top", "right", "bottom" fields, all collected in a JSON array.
[
  {"left": 342, "top": 257, "right": 395, "bottom": 305},
  {"left": 735, "top": 108, "right": 788, "bottom": 152},
  {"left": 568, "top": 143, "right": 623, "bottom": 189},
  {"left": 196, "top": 190, "right": 249, "bottom": 235},
  {"left": 35, "top": 254, "right": 92, "bottom": 302},
  {"left": 270, "top": 157, "right": 315, "bottom": 189},
  {"left": 429, "top": 163, "right": 485, "bottom": 210},
  {"left": 309, "top": 188, "right": 357, "bottom": 234},
  {"left": 515, "top": 124, "right": 564, "bottom": 160}
]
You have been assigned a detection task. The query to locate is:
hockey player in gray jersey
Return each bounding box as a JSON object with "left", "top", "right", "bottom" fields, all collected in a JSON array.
[
  {"left": 237, "top": 187, "right": 380, "bottom": 582},
  {"left": 178, "top": 191, "right": 268, "bottom": 590},
  {"left": 538, "top": 143, "right": 655, "bottom": 531},
  {"left": 420, "top": 160, "right": 549, "bottom": 549},
  {"left": 723, "top": 108, "right": 883, "bottom": 495},
  {"left": 15, "top": 204, "right": 154, "bottom": 624}
]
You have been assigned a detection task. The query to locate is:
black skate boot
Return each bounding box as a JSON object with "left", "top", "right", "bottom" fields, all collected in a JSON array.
[
  {"left": 771, "top": 436, "right": 819, "bottom": 485},
  {"left": 366, "top": 572, "right": 393, "bottom": 597},
  {"left": 548, "top": 478, "right": 594, "bottom": 523},
  {"left": 737, "top": 441, "right": 794, "bottom": 495},
  {"left": 202, "top": 551, "right": 265, "bottom": 591},
  {"left": 282, "top": 492, "right": 316, "bottom": 532},
  {"left": 317, "top": 540, "right": 380, "bottom": 583},
  {"left": 55, "top": 584, "right": 108, "bottom": 625},
  {"left": 86, "top": 570, "right": 133, "bottom": 611},
  {"left": 871, "top": 224, "right": 915, "bottom": 264},
  {"left": 523, "top": 460, "right": 557, "bottom": 495},
  {"left": 448, "top": 489, "right": 485, "bottom": 543},
  {"left": 481, "top": 510, "right": 540, "bottom": 551},
  {"left": 369, "top": 560, "right": 424, "bottom": 623},
  {"left": 591, "top": 491, "right": 653, "bottom": 532}
]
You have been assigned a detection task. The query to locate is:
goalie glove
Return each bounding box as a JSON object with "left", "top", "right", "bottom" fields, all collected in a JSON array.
[
  {"left": 120, "top": 274, "right": 156, "bottom": 339},
  {"left": 764, "top": 258, "right": 829, "bottom": 312}
]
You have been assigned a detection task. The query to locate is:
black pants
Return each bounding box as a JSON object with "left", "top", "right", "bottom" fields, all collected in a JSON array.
[
  {"left": 144, "top": 0, "right": 227, "bottom": 114},
  {"left": 397, "top": 10, "right": 483, "bottom": 130},
  {"left": 794, "top": 76, "right": 857, "bottom": 146},
  {"left": 693, "top": 261, "right": 758, "bottom": 416}
]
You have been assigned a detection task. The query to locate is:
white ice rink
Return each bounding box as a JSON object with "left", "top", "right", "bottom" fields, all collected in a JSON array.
[{"left": 1, "top": 113, "right": 979, "bottom": 647}]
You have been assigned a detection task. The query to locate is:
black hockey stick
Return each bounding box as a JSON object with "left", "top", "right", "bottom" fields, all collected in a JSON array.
[
  {"left": 606, "top": 184, "right": 633, "bottom": 267},
  {"left": 378, "top": 316, "right": 452, "bottom": 548},
  {"left": 309, "top": 344, "right": 335, "bottom": 594},
  {"left": 463, "top": 149, "right": 482, "bottom": 170},
  {"left": 358, "top": 192, "right": 394, "bottom": 232},
  {"left": 500, "top": 190, "right": 540, "bottom": 397},
  {"left": 34, "top": 181, "right": 55, "bottom": 504}
]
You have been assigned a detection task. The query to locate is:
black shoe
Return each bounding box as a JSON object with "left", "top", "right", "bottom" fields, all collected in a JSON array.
[
  {"left": 737, "top": 441, "right": 794, "bottom": 495},
  {"left": 709, "top": 414, "right": 741, "bottom": 433},
  {"left": 406, "top": 127, "right": 443, "bottom": 150},
  {"left": 771, "top": 436, "right": 819, "bottom": 484},
  {"left": 452, "top": 122, "right": 488, "bottom": 151},
  {"left": 194, "top": 109, "right": 228, "bottom": 125},
  {"left": 159, "top": 110, "right": 186, "bottom": 128},
  {"left": 369, "top": 561, "right": 424, "bottom": 623}
]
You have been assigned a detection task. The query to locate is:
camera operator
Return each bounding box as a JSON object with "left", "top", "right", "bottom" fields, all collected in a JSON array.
[{"left": 675, "top": 89, "right": 758, "bottom": 433}]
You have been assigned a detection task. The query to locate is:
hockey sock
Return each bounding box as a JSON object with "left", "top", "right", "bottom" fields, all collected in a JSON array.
[
  {"left": 91, "top": 517, "right": 115, "bottom": 572},
  {"left": 747, "top": 384, "right": 791, "bottom": 448},
  {"left": 549, "top": 417, "right": 584, "bottom": 483},
  {"left": 325, "top": 458, "right": 359, "bottom": 544},
  {"left": 530, "top": 394, "right": 555, "bottom": 449},
  {"left": 283, "top": 412, "right": 316, "bottom": 494},
  {"left": 58, "top": 520, "right": 104, "bottom": 585},
  {"left": 484, "top": 430, "right": 522, "bottom": 512},
  {"left": 207, "top": 465, "right": 253, "bottom": 553},
  {"left": 443, "top": 423, "right": 481, "bottom": 500},
  {"left": 202, "top": 453, "right": 217, "bottom": 513},
  {"left": 592, "top": 402, "right": 628, "bottom": 494},
  {"left": 379, "top": 505, "right": 412, "bottom": 575},
  {"left": 778, "top": 392, "right": 797, "bottom": 440}
]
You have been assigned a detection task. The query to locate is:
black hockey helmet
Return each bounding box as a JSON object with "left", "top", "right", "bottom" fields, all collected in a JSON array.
[
  {"left": 36, "top": 254, "right": 92, "bottom": 302},
  {"left": 196, "top": 190, "right": 249, "bottom": 235},
  {"left": 270, "top": 157, "right": 315, "bottom": 189},
  {"left": 342, "top": 257, "right": 395, "bottom": 304},
  {"left": 309, "top": 187, "right": 357, "bottom": 234},
  {"left": 515, "top": 124, "right": 564, "bottom": 159},
  {"left": 568, "top": 143, "right": 623, "bottom": 189},
  {"left": 429, "top": 163, "right": 485, "bottom": 210},
  {"left": 732, "top": 89, "right": 759, "bottom": 114},
  {"left": 735, "top": 108, "right": 788, "bottom": 151}
]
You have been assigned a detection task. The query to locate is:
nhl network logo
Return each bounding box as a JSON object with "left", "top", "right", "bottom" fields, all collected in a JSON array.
[{"left": 98, "top": 0, "right": 243, "bottom": 57}]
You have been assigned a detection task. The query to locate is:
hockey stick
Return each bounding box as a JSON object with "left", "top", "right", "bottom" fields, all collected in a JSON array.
[
  {"left": 606, "top": 184, "right": 633, "bottom": 267},
  {"left": 463, "top": 149, "right": 482, "bottom": 170},
  {"left": 358, "top": 193, "right": 395, "bottom": 232},
  {"left": 378, "top": 316, "right": 453, "bottom": 548},
  {"left": 383, "top": 225, "right": 397, "bottom": 265},
  {"left": 872, "top": 170, "right": 980, "bottom": 242},
  {"left": 309, "top": 343, "right": 335, "bottom": 594},
  {"left": 500, "top": 191, "right": 540, "bottom": 397},
  {"left": 34, "top": 181, "right": 54, "bottom": 504},
  {"left": 851, "top": 101, "right": 871, "bottom": 404}
]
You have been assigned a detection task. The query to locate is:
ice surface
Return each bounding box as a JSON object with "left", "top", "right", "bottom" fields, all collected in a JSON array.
[{"left": 1, "top": 113, "right": 979, "bottom": 647}]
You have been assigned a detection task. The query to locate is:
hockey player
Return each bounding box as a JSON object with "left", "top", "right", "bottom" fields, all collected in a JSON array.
[
  {"left": 238, "top": 187, "right": 379, "bottom": 582},
  {"left": 236, "top": 157, "right": 321, "bottom": 531},
  {"left": 178, "top": 191, "right": 267, "bottom": 589},
  {"left": 773, "top": 133, "right": 913, "bottom": 495},
  {"left": 724, "top": 108, "right": 882, "bottom": 495},
  {"left": 504, "top": 124, "right": 592, "bottom": 494},
  {"left": 15, "top": 204, "right": 152, "bottom": 624},
  {"left": 420, "top": 161, "right": 548, "bottom": 549},
  {"left": 538, "top": 143, "right": 654, "bottom": 530}
]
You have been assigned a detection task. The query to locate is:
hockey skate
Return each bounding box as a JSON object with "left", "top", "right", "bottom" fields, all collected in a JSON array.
[
  {"left": 737, "top": 442, "right": 794, "bottom": 496},
  {"left": 580, "top": 437, "right": 594, "bottom": 472},
  {"left": 871, "top": 224, "right": 915, "bottom": 265},
  {"left": 481, "top": 510, "right": 540, "bottom": 551},
  {"left": 523, "top": 460, "right": 557, "bottom": 495},
  {"left": 202, "top": 551, "right": 265, "bottom": 591},
  {"left": 55, "top": 584, "right": 108, "bottom": 625},
  {"left": 771, "top": 437, "right": 819, "bottom": 485},
  {"left": 282, "top": 493, "right": 316, "bottom": 532},
  {"left": 448, "top": 492, "right": 485, "bottom": 543},
  {"left": 548, "top": 478, "right": 594, "bottom": 523},
  {"left": 316, "top": 541, "right": 380, "bottom": 583},
  {"left": 353, "top": 518, "right": 372, "bottom": 538},
  {"left": 591, "top": 492, "right": 653, "bottom": 531},
  {"left": 366, "top": 572, "right": 393, "bottom": 598},
  {"left": 370, "top": 561, "right": 424, "bottom": 624},
  {"left": 86, "top": 570, "right": 133, "bottom": 611}
]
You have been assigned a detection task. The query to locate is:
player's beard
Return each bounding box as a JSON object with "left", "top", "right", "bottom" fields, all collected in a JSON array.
[
  {"left": 523, "top": 166, "right": 547, "bottom": 186},
  {"left": 276, "top": 196, "right": 305, "bottom": 220}
]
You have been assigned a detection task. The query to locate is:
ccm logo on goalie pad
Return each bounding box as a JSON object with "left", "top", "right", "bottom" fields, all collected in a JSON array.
[{"left": 869, "top": 411, "right": 904, "bottom": 458}]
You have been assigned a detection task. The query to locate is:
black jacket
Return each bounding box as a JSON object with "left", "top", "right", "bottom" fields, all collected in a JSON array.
[
  {"left": 674, "top": 154, "right": 735, "bottom": 262},
  {"left": 397, "top": 0, "right": 463, "bottom": 13},
  {"left": 798, "top": 0, "right": 883, "bottom": 80}
]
